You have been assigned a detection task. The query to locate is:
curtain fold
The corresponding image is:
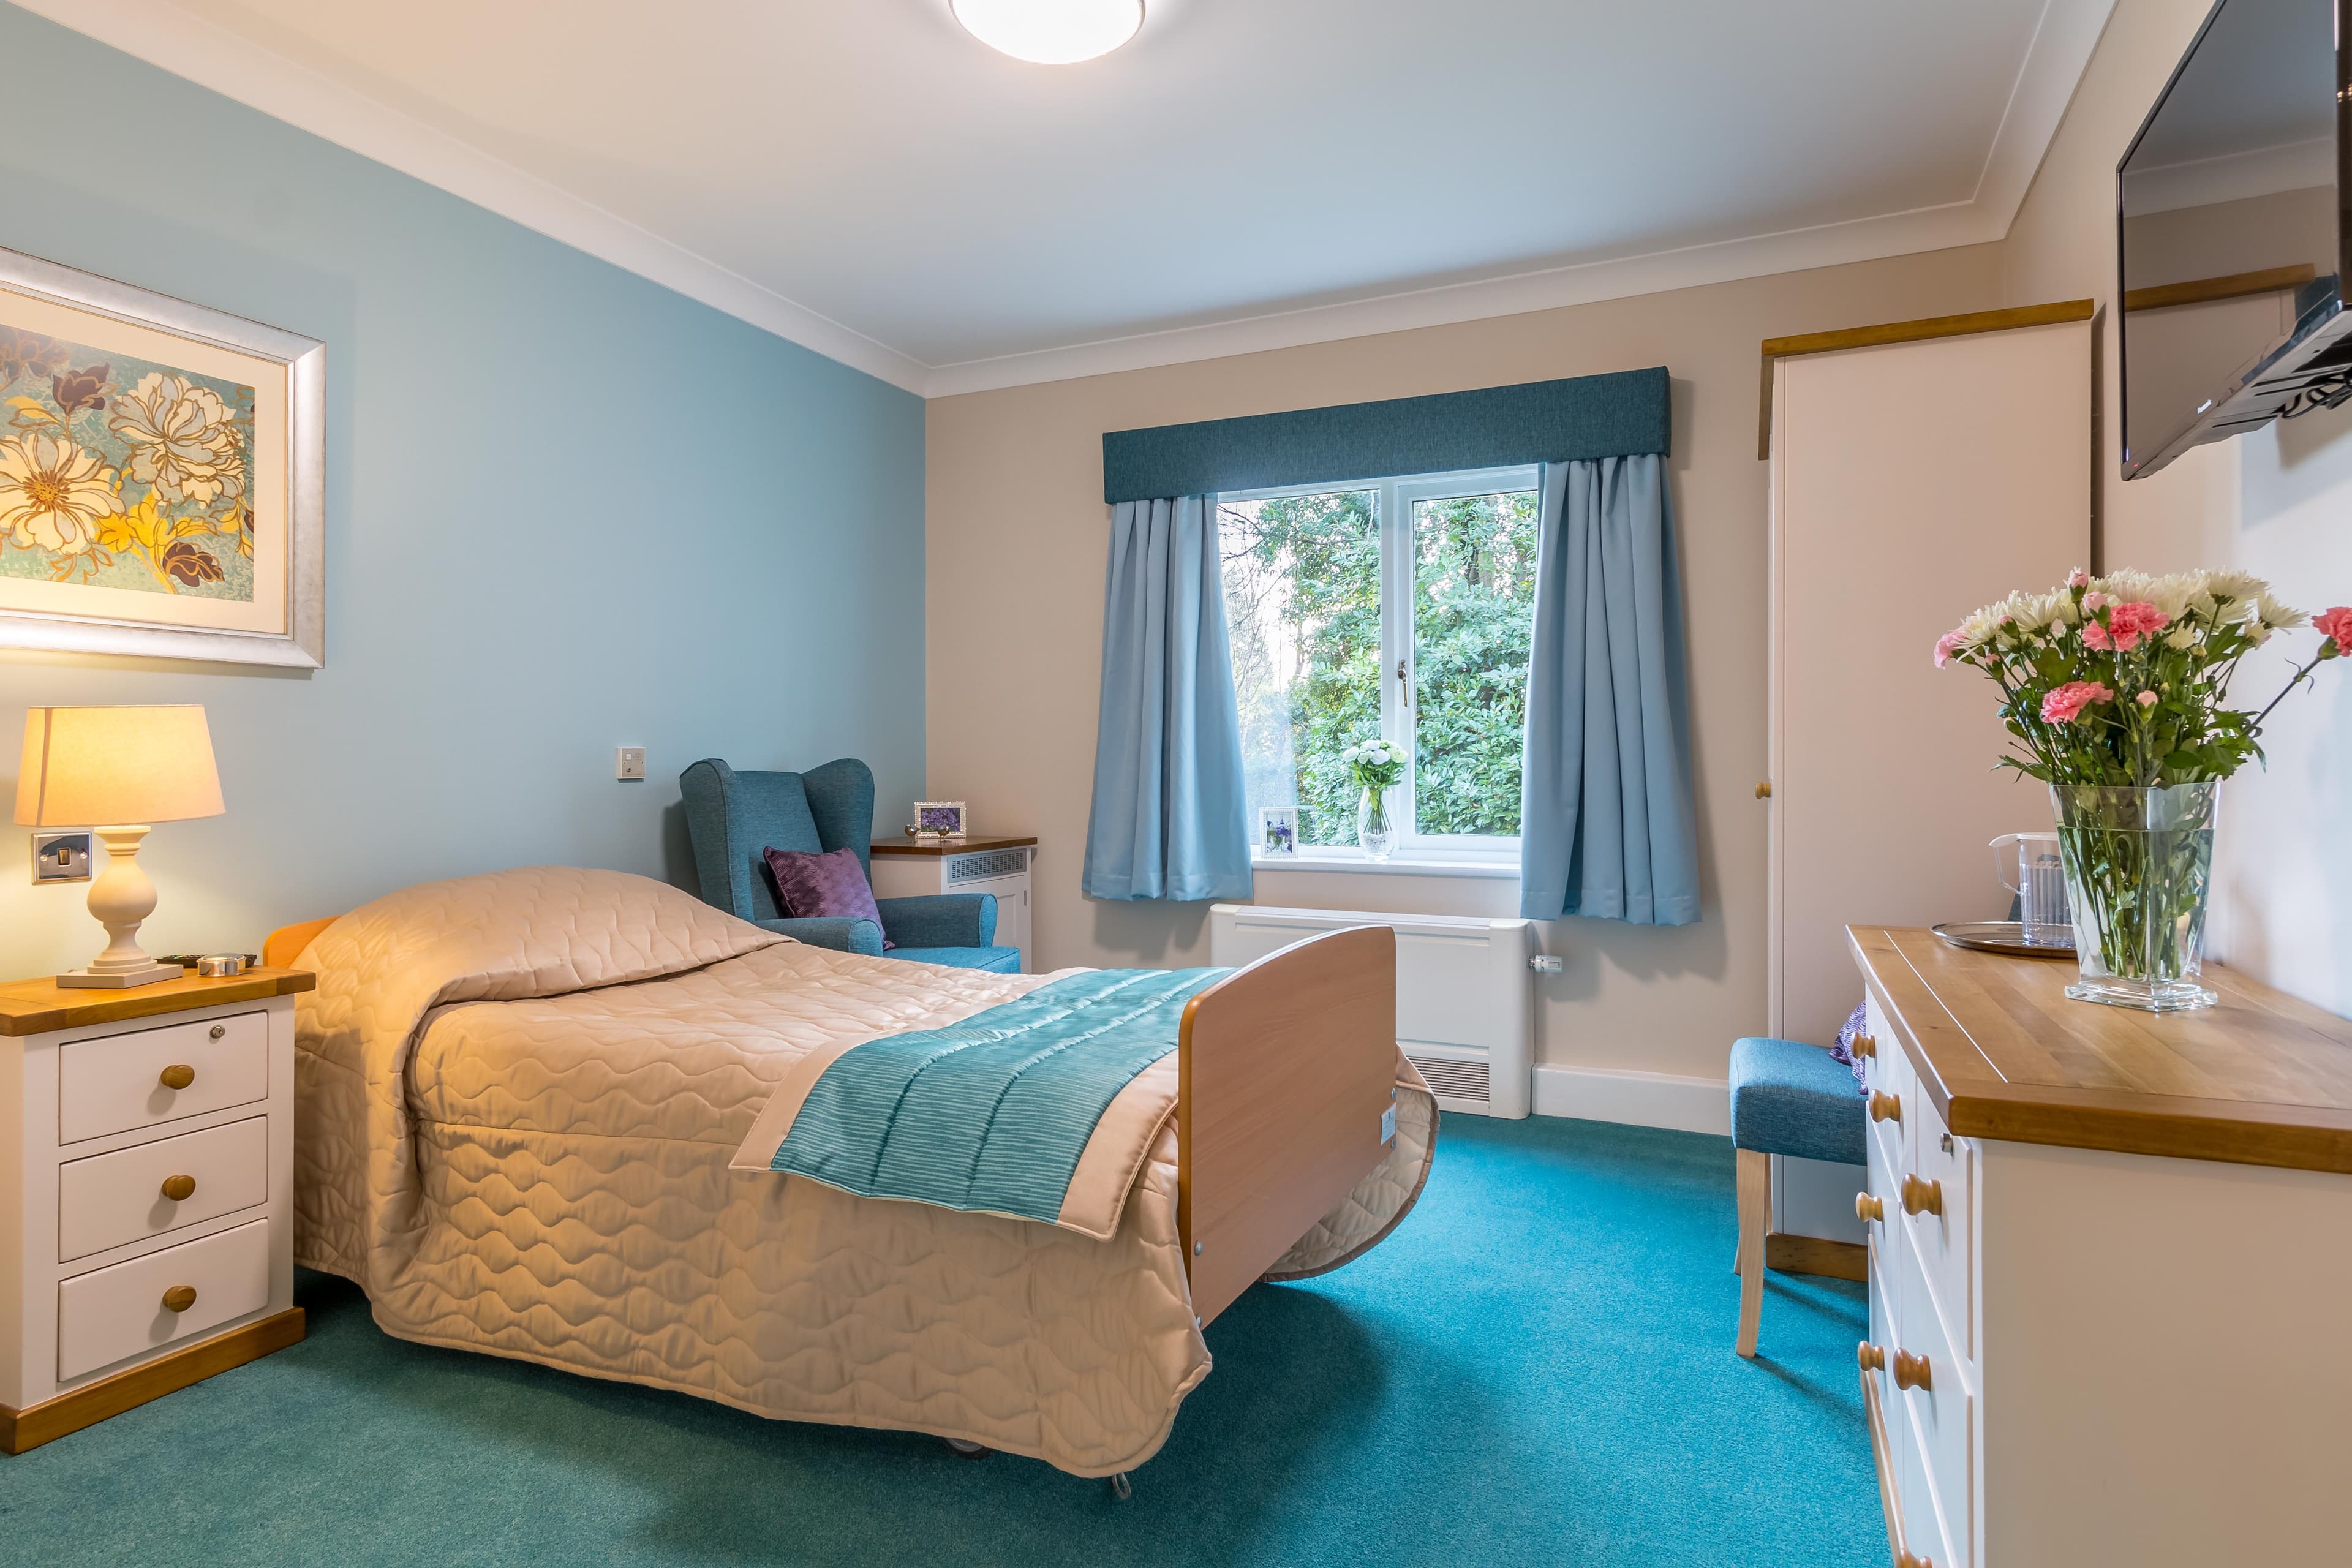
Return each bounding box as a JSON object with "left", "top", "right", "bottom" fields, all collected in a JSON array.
[
  {"left": 1082, "top": 496, "right": 1254, "bottom": 902},
  {"left": 1518, "top": 454, "right": 1699, "bottom": 925}
]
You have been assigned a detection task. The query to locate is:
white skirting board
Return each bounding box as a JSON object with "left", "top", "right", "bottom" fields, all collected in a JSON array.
[
  {"left": 1530, "top": 1065, "right": 1864, "bottom": 1244},
  {"left": 1530, "top": 1064, "right": 1728, "bottom": 1134}
]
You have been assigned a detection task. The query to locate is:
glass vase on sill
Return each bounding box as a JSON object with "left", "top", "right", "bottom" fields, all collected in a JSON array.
[
  {"left": 1356, "top": 786, "right": 1395, "bottom": 861},
  {"left": 2051, "top": 782, "right": 2218, "bottom": 1012}
]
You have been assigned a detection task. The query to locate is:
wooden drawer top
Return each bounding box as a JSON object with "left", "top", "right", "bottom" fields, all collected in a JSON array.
[
  {"left": 0, "top": 969, "right": 315, "bottom": 1038},
  {"left": 870, "top": 835, "right": 1037, "bottom": 858},
  {"left": 1850, "top": 927, "right": 2352, "bottom": 1174}
]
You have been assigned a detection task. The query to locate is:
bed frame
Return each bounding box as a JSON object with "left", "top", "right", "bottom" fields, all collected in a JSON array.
[{"left": 262, "top": 918, "right": 1398, "bottom": 1329}]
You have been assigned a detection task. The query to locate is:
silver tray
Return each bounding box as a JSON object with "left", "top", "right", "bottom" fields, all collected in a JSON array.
[{"left": 1932, "top": 921, "right": 2075, "bottom": 959}]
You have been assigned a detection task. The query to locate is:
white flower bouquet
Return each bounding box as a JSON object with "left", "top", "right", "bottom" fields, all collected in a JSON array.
[
  {"left": 1339, "top": 736, "right": 1405, "bottom": 859},
  {"left": 1936, "top": 567, "right": 2351, "bottom": 1009}
]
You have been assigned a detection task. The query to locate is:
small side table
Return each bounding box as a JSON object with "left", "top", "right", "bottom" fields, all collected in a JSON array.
[
  {"left": 870, "top": 836, "right": 1037, "bottom": 973},
  {"left": 0, "top": 966, "right": 315, "bottom": 1453}
]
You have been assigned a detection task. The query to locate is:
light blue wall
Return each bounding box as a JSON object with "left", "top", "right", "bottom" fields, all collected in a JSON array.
[{"left": 0, "top": 8, "right": 925, "bottom": 976}]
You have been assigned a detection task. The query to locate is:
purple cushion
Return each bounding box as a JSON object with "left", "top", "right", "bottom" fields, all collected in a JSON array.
[{"left": 761, "top": 846, "right": 893, "bottom": 949}]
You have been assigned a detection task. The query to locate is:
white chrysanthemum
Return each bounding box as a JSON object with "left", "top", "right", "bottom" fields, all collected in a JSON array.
[
  {"left": 2253, "top": 592, "right": 2307, "bottom": 630},
  {"left": 2201, "top": 570, "right": 2266, "bottom": 606},
  {"left": 2165, "top": 626, "right": 2196, "bottom": 650},
  {"left": 2014, "top": 589, "right": 2079, "bottom": 630},
  {"left": 2144, "top": 573, "right": 2212, "bottom": 622},
  {"left": 2246, "top": 620, "right": 2274, "bottom": 647},
  {"left": 1946, "top": 603, "right": 2009, "bottom": 654},
  {"left": 2098, "top": 568, "right": 2157, "bottom": 605}
]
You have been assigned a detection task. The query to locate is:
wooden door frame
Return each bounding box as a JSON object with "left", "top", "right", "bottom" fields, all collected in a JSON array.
[{"left": 1757, "top": 299, "right": 2095, "bottom": 460}]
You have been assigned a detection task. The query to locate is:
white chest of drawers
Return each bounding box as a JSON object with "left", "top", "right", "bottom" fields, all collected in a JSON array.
[
  {"left": 0, "top": 968, "right": 312, "bottom": 1453},
  {"left": 1851, "top": 927, "right": 2352, "bottom": 1567}
]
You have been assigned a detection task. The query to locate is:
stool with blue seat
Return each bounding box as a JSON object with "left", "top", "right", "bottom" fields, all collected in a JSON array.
[{"left": 1728, "top": 1035, "right": 1867, "bottom": 1357}]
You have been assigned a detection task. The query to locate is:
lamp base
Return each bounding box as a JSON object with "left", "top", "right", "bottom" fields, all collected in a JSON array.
[{"left": 56, "top": 961, "right": 184, "bottom": 989}]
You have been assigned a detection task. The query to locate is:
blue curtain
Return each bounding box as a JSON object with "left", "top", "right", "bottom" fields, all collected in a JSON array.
[
  {"left": 1519, "top": 455, "right": 1699, "bottom": 925},
  {"left": 1082, "top": 496, "right": 1254, "bottom": 902}
]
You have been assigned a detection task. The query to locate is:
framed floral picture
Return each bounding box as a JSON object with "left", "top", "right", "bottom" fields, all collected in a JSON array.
[
  {"left": 913, "top": 801, "right": 967, "bottom": 839},
  {"left": 0, "top": 244, "right": 323, "bottom": 666},
  {"left": 1259, "top": 805, "right": 1298, "bottom": 857}
]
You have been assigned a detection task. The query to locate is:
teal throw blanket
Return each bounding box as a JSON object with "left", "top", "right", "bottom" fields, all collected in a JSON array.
[{"left": 770, "top": 968, "right": 1229, "bottom": 1222}]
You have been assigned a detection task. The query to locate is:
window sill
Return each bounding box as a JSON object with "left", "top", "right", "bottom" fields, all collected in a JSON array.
[{"left": 1251, "top": 852, "right": 1520, "bottom": 881}]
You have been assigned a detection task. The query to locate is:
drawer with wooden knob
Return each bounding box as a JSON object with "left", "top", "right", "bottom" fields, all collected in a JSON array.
[
  {"left": 57, "top": 1115, "right": 269, "bottom": 1262},
  {"left": 55, "top": 1216, "right": 271, "bottom": 1381},
  {"left": 1906, "top": 1088, "right": 1976, "bottom": 1359},
  {"left": 1894, "top": 1219, "right": 1974, "bottom": 1568},
  {"left": 1861, "top": 995, "right": 1913, "bottom": 1171},
  {"left": 58, "top": 1010, "right": 268, "bottom": 1144}
]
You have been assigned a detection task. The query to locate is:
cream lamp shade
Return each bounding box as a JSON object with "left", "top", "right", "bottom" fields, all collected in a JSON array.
[
  {"left": 15, "top": 705, "right": 224, "bottom": 827},
  {"left": 15, "top": 705, "right": 224, "bottom": 989}
]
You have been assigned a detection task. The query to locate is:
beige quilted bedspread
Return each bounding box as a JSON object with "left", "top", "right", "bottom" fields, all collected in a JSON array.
[{"left": 293, "top": 866, "right": 1434, "bottom": 1476}]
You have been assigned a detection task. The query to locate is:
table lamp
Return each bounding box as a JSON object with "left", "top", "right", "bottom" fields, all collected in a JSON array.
[{"left": 14, "top": 705, "right": 225, "bottom": 989}]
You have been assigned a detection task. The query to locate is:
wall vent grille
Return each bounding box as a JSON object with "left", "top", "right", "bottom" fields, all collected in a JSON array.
[
  {"left": 947, "top": 850, "right": 1028, "bottom": 883},
  {"left": 1409, "top": 1052, "right": 1491, "bottom": 1105}
]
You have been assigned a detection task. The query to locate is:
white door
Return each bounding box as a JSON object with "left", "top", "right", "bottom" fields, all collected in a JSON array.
[{"left": 1770, "top": 320, "right": 2090, "bottom": 1046}]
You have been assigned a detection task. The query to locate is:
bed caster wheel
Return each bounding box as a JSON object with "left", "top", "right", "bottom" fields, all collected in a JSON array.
[
  {"left": 942, "top": 1437, "right": 991, "bottom": 1460},
  {"left": 1109, "top": 1472, "right": 1133, "bottom": 1501}
]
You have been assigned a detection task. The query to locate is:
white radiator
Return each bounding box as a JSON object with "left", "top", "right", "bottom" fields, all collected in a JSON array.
[{"left": 1208, "top": 904, "right": 1536, "bottom": 1118}]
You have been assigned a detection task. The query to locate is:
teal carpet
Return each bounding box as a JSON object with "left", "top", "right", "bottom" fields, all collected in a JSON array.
[{"left": 0, "top": 1118, "right": 1882, "bottom": 1567}]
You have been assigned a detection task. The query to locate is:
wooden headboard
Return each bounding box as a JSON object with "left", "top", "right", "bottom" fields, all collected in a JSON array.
[{"left": 263, "top": 915, "right": 342, "bottom": 970}]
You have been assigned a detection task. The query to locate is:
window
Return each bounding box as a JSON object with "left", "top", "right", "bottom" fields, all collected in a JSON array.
[{"left": 1219, "top": 466, "right": 1539, "bottom": 861}]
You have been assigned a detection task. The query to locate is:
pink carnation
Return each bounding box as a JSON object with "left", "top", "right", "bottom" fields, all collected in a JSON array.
[
  {"left": 2136, "top": 690, "right": 2158, "bottom": 707},
  {"left": 2067, "top": 569, "right": 2092, "bottom": 589},
  {"left": 1933, "top": 628, "right": 1966, "bottom": 668},
  {"left": 2041, "top": 680, "right": 2115, "bottom": 725},
  {"left": 2081, "top": 600, "right": 2169, "bottom": 652},
  {"left": 2315, "top": 605, "right": 2352, "bottom": 657},
  {"left": 2083, "top": 590, "right": 2111, "bottom": 612}
]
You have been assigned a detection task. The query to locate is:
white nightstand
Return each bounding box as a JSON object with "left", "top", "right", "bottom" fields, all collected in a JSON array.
[
  {"left": 870, "top": 835, "right": 1036, "bottom": 971},
  {"left": 0, "top": 968, "right": 312, "bottom": 1453}
]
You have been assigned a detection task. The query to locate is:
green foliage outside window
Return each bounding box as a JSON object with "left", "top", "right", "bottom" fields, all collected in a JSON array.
[
  {"left": 1409, "top": 492, "right": 1537, "bottom": 836},
  {"left": 1221, "top": 490, "right": 1380, "bottom": 845},
  {"left": 1221, "top": 483, "right": 1536, "bottom": 846}
]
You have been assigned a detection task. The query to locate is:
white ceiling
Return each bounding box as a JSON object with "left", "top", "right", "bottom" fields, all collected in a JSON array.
[{"left": 17, "top": 0, "right": 2118, "bottom": 394}]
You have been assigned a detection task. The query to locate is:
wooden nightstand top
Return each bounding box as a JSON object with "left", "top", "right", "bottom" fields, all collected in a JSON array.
[
  {"left": 0, "top": 968, "right": 316, "bottom": 1037},
  {"left": 870, "top": 835, "right": 1038, "bottom": 858}
]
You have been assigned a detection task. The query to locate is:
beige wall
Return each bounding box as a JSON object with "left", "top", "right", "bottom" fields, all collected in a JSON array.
[
  {"left": 925, "top": 244, "right": 2005, "bottom": 1086},
  {"left": 2004, "top": 0, "right": 2352, "bottom": 1017}
]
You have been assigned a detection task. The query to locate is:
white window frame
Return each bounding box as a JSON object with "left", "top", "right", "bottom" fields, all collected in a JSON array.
[{"left": 1219, "top": 462, "right": 1540, "bottom": 869}]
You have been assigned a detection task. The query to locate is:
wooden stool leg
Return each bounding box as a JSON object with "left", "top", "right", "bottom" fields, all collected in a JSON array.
[{"left": 1735, "top": 1148, "right": 1768, "bottom": 1358}]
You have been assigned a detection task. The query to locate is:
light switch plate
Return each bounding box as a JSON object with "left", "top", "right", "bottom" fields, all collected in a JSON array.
[
  {"left": 32, "top": 831, "right": 92, "bottom": 884},
  {"left": 616, "top": 746, "right": 647, "bottom": 782}
]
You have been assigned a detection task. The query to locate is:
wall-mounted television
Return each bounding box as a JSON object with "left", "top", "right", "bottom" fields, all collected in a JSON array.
[{"left": 2119, "top": 0, "right": 2351, "bottom": 479}]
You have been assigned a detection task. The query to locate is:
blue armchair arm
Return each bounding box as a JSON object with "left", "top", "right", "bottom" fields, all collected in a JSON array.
[
  {"left": 876, "top": 894, "right": 997, "bottom": 949},
  {"left": 755, "top": 915, "right": 884, "bottom": 956}
]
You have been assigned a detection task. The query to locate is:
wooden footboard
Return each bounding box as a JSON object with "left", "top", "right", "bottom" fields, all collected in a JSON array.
[{"left": 1178, "top": 925, "right": 1397, "bottom": 1325}]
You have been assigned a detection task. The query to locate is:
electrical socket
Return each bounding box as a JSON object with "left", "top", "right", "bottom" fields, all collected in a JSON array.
[{"left": 615, "top": 746, "right": 647, "bottom": 782}]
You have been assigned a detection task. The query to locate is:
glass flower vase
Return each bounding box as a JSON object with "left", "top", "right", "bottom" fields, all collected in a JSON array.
[
  {"left": 2050, "top": 783, "right": 2218, "bottom": 1012},
  {"left": 1357, "top": 786, "right": 1395, "bottom": 861}
]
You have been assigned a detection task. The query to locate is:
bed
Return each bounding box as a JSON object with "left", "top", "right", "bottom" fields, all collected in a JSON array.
[{"left": 270, "top": 865, "right": 1434, "bottom": 1478}]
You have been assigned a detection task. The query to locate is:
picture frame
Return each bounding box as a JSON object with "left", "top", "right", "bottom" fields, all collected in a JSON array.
[
  {"left": 0, "top": 243, "right": 325, "bottom": 668},
  {"left": 913, "top": 801, "right": 968, "bottom": 840},
  {"left": 1259, "top": 805, "right": 1298, "bottom": 857}
]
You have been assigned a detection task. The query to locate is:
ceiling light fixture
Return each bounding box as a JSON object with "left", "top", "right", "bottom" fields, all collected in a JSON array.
[{"left": 951, "top": 0, "right": 1144, "bottom": 65}]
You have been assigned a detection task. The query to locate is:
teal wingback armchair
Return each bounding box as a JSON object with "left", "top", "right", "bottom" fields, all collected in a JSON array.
[{"left": 680, "top": 758, "right": 1022, "bottom": 974}]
